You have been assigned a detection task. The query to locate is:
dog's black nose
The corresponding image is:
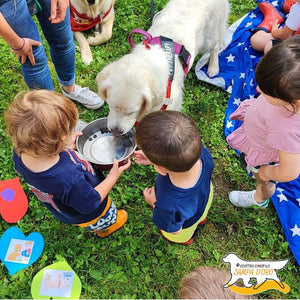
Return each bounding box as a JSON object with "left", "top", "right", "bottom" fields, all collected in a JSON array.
[
  {"left": 110, "top": 128, "right": 124, "bottom": 136},
  {"left": 87, "top": 0, "right": 95, "bottom": 5}
]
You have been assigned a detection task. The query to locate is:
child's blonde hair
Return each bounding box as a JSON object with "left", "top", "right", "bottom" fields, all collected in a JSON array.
[
  {"left": 4, "top": 90, "right": 78, "bottom": 156},
  {"left": 179, "top": 266, "right": 253, "bottom": 299}
]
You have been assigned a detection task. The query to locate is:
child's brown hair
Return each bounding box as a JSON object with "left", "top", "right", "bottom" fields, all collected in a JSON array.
[
  {"left": 135, "top": 110, "right": 202, "bottom": 172},
  {"left": 179, "top": 266, "right": 253, "bottom": 299},
  {"left": 256, "top": 36, "right": 300, "bottom": 112},
  {"left": 4, "top": 89, "right": 78, "bottom": 156}
]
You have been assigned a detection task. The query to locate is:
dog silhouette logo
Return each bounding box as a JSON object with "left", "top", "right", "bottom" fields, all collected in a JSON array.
[{"left": 222, "top": 253, "right": 290, "bottom": 295}]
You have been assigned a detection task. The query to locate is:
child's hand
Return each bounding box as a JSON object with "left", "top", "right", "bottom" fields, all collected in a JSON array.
[
  {"left": 134, "top": 150, "right": 151, "bottom": 165},
  {"left": 95, "top": 159, "right": 131, "bottom": 200},
  {"left": 67, "top": 131, "right": 82, "bottom": 150},
  {"left": 108, "top": 159, "right": 131, "bottom": 179},
  {"left": 143, "top": 187, "right": 156, "bottom": 208},
  {"left": 271, "top": 19, "right": 281, "bottom": 35}
]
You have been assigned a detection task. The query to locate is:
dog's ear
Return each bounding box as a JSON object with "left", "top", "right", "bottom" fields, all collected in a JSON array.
[
  {"left": 137, "top": 82, "right": 163, "bottom": 120},
  {"left": 96, "top": 66, "right": 111, "bottom": 101},
  {"left": 98, "top": 86, "right": 108, "bottom": 101},
  {"left": 143, "top": 76, "right": 165, "bottom": 110},
  {"left": 137, "top": 94, "right": 150, "bottom": 120},
  {"left": 136, "top": 74, "right": 165, "bottom": 121},
  {"left": 96, "top": 63, "right": 114, "bottom": 98}
]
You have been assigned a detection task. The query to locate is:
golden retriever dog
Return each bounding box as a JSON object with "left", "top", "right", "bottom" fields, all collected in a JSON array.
[
  {"left": 70, "top": 0, "right": 115, "bottom": 65},
  {"left": 96, "top": 0, "right": 229, "bottom": 134}
]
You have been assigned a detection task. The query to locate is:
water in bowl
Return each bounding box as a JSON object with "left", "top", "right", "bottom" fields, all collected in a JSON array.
[{"left": 82, "top": 132, "right": 126, "bottom": 164}]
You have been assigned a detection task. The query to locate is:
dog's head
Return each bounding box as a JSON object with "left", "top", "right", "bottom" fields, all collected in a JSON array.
[
  {"left": 222, "top": 253, "right": 236, "bottom": 264},
  {"left": 96, "top": 54, "right": 165, "bottom": 134},
  {"left": 71, "top": 0, "right": 112, "bottom": 10},
  {"left": 72, "top": 0, "right": 99, "bottom": 6}
]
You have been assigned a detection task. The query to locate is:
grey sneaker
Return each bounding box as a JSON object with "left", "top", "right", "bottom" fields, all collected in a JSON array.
[
  {"left": 62, "top": 85, "right": 104, "bottom": 110},
  {"left": 74, "top": 119, "right": 88, "bottom": 132},
  {"left": 229, "top": 190, "right": 269, "bottom": 209}
]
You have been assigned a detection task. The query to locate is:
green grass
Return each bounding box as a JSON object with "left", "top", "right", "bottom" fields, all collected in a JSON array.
[{"left": 0, "top": 0, "right": 299, "bottom": 299}]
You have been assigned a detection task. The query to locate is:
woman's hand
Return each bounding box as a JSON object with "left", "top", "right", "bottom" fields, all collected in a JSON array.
[
  {"left": 49, "top": 0, "right": 69, "bottom": 23},
  {"left": 11, "top": 38, "right": 41, "bottom": 65}
]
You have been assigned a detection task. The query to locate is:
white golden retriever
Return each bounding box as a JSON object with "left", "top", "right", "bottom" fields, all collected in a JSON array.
[
  {"left": 70, "top": 0, "right": 115, "bottom": 65},
  {"left": 96, "top": 0, "right": 229, "bottom": 133}
]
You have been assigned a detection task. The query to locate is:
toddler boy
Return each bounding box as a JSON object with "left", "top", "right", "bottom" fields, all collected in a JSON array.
[{"left": 134, "top": 111, "right": 214, "bottom": 244}]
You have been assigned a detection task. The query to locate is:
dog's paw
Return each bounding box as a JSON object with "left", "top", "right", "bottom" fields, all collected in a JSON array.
[
  {"left": 81, "top": 52, "right": 93, "bottom": 65},
  {"left": 207, "top": 65, "right": 219, "bottom": 78},
  {"left": 87, "top": 33, "right": 110, "bottom": 46},
  {"left": 87, "top": 36, "right": 98, "bottom": 45},
  {"left": 87, "top": 36, "right": 107, "bottom": 46}
]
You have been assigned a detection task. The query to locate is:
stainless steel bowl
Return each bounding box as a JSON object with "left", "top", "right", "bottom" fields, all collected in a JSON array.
[{"left": 76, "top": 118, "right": 136, "bottom": 170}]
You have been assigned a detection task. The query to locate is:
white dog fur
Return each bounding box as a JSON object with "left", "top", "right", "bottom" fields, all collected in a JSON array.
[
  {"left": 96, "top": 0, "right": 229, "bottom": 134},
  {"left": 70, "top": 0, "right": 115, "bottom": 65}
]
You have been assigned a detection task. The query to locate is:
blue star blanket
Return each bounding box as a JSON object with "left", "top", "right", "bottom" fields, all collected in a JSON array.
[{"left": 195, "top": 0, "right": 300, "bottom": 265}]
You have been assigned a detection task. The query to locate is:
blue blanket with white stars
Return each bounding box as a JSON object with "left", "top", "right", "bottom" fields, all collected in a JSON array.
[{"left": 195, "top": 0, "right": 300, "bottom": 265}]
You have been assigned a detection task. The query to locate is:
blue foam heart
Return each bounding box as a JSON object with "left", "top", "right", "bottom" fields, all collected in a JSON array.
[{"left": 0, "top": 227, "right": 44, "bottom": 276}]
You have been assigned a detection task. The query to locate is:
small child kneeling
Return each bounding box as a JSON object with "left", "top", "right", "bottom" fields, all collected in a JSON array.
[
  {"left": 134, "top": 111, "right": 214, "bottom": 245},
  {"left": 4, "top": 90, "right": 130, "bottom": 238}
]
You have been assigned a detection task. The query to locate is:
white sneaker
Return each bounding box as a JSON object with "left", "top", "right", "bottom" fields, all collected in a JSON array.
[
  {"left": 62, "top": 85, "right": 104, "bottom": 110},
  {"left": 229, "top": 190, "right": 269, "bottom": 209},
  {"left": 74, "top": 119, "right": 88, "bottom": 132}
]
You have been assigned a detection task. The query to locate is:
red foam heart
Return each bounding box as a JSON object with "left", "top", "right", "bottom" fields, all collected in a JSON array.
[{"left": 0, "top": 177, "right": 28, "bottom": 223}]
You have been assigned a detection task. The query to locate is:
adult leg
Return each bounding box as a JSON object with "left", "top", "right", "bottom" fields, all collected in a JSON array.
[
  {"left": 0, "top": 0, "right": 53, "bottom": 89},
  {"left": 36, "top": 0, "right": 104, "bottom": 109},
  {"left": 36, "top": 0, "right": 75, "bottom": 89}
]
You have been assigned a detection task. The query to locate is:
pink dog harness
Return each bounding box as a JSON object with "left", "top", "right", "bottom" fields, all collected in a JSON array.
[
  {"left": 69, "top": 1, "right": 113, "bottom": 32},
  {"left": 128, "top": 28, "right": 191, "bottom": 113}
]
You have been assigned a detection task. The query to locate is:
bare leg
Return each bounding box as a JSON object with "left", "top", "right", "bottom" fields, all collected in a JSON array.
[
  {"left": 264, "top": 40, "right": 273, "bottom": 54},
  {"left": 62, "top": 83, "right": 75, "bottom": 93},
  {"left": 253, "top": 172, "right": 276, "bottom": 203},
  {"left": 250, "top": 30, "right": 274, "bottom": 52}
]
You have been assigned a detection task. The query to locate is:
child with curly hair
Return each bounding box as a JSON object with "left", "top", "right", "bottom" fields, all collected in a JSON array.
[{"left": 5, "top": 90, "right": 130, "bottom": 237}]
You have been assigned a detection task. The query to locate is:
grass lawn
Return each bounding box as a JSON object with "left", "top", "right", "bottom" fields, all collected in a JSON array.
[{"left": 0, "top": 0, "right": 299, "bottom": 298}]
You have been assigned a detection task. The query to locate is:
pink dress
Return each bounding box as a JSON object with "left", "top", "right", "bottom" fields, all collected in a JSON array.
[{"left": 226, "top": 94, "right": 300, "bottom": 167}]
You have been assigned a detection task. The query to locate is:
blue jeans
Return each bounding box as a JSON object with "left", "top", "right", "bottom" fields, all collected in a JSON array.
[{"left": 0, "top": 0, "right": 75, "bottom": 89}]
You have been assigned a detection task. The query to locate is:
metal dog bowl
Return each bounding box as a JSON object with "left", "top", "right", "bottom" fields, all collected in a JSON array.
[{"left": 76, "top": 118, "right": 136, "bottom": 170}]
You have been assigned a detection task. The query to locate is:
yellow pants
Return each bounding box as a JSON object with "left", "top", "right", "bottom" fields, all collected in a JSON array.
[{"left": 160, "top": 183, "right": 213, "bottom": 243}]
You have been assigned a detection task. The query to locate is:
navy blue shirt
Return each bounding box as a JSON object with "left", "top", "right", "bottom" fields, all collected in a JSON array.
[
  {"left": 152, "top": 145, "right": 214, "bottom": 232},
  {"left": 13, "top": 150, "right": 107, "bottom": 224}
]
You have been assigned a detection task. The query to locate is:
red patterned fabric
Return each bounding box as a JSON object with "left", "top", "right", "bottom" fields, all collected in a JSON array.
[{"left": 69, "top": 2, "right": 112, "bottom": 32}]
